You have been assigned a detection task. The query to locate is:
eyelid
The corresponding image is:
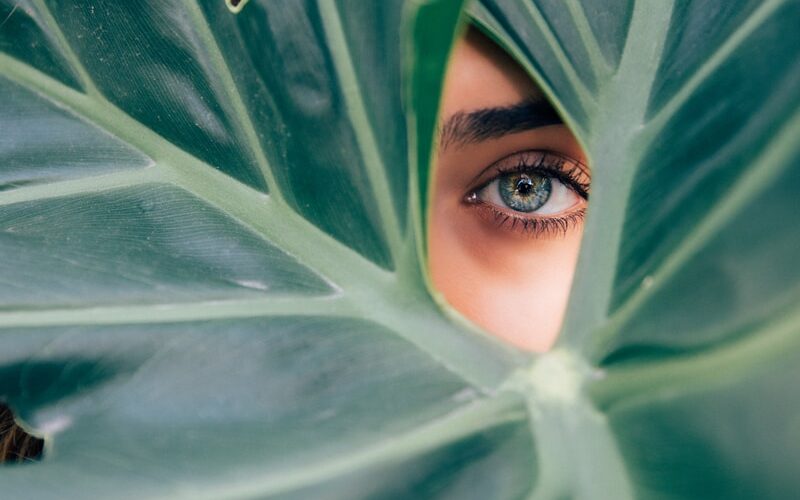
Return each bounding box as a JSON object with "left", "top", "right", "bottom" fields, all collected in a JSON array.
[{"left": 469, "top": 202, "right": 587, "bottom": 238}]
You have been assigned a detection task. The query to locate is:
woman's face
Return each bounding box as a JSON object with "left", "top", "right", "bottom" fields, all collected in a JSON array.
[{"left": 429, "top": 29, "right": 590, "bottom": 351}]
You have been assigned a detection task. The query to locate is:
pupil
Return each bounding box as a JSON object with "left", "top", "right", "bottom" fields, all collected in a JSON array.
[{"left": 516, "top": 177, "right": 534, "bottom": 196}]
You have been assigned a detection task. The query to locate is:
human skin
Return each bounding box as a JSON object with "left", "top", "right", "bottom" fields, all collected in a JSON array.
[{"left": 428, "top": 28, "right": 590, "bottom": 351}]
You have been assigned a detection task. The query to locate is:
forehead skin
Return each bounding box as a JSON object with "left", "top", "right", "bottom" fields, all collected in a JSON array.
[{"left": 440, "top": 28, "right": 541, "bottom": 119}]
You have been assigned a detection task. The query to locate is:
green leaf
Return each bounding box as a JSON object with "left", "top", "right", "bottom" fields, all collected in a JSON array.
[
  {"left": 0, "top": 0, "right": 527, "bottom": 497},
  {"left": 474, "top": 0, "right": 800, "bottom": 497},
  {"left": 1, "top": 0, "right": 798, "bottom": 498}
]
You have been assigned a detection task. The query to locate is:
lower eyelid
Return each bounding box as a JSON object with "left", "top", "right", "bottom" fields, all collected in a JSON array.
[{"left": 465, "top": 200, "right": 586, "bottom": 238}]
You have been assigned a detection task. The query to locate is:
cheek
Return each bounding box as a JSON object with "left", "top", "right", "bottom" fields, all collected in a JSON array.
[{"left": 428, "top": 198, "right": 582, "bottom": 351}]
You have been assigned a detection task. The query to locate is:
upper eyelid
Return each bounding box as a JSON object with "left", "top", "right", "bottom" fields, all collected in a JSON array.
[{"left": 467, "top": 149, "right": 589, "bottom": 192}]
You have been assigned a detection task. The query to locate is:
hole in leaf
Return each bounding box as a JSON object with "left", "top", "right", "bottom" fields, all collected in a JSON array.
[
  {"left": 0, "top": 403, "right": 44, "bottom": 464},
  {"left": 226, "top": 0, "right": 249, "bottom": 12},
  {"left": 428, "top": 27, "right": 588, "bottom": 352}
]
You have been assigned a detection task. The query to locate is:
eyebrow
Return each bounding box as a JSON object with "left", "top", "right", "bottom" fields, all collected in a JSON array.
[{"left": 438, "top": 97, "right": 563, "bottom": 150}]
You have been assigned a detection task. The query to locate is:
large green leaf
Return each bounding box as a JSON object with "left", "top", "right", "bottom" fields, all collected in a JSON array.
[
  {"left": 1, "top": 0, "right": 798, "bottom": 498},
  {"left": 472, "top": 0, "right": 800, "bottom": 497}
]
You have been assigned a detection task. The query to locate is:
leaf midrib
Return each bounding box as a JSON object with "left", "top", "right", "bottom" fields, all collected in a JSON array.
[{"left": 558, "top": 0, "right": 676, "bottom": 350}]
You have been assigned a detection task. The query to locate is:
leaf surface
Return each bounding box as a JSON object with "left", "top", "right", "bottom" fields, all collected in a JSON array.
[
  {"left": 0, "top": 0, "right": 528, "bottom": 497},
  {"left": 1, "top": 0, "right": 799, "bottom": 498},
  {"left": 473, "top": 0, "right": 800, "bottom": 497}
]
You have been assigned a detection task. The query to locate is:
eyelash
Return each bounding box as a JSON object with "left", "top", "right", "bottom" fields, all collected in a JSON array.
[{"left": 464, "top": 150, "right": 590, "bottom": 237}]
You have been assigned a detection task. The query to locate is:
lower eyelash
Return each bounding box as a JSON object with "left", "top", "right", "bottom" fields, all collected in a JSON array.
[{"left": 471, "top": 202, "right": 586, "bottom": 238}]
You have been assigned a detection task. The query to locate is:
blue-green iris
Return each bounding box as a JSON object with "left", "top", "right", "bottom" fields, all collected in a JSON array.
[{"left": 498, "top": 173, "right": 552, "bottom": 212}]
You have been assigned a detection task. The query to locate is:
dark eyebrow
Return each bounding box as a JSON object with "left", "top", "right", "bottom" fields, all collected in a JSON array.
[{"left": 438, "top": 97, "right": 563, "bottom": 151}]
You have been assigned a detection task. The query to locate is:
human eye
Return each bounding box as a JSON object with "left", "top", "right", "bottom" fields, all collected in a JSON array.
[{"left": 463, "top": 150, "right": 589, "bottom": 237}]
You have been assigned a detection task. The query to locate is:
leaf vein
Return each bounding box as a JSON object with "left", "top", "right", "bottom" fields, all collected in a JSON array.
[
  {"left": 29, "top": 0, "right": 101, "bottom": 97},
  {"left": 184, "top": 1, "right": 285, "bottom": 201},
  {"left": 645, "top": 0, "right": 784, "bottom": 136},
  {"left": 316, "top": 0, "right": 405, "bottom": 267}
]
